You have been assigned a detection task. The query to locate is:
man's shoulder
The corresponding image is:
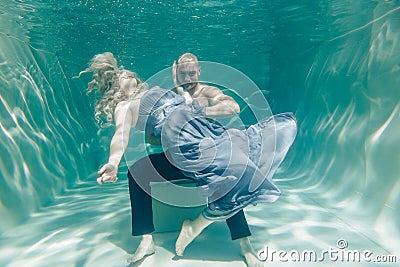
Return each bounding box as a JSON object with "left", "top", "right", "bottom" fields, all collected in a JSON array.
[{"left": 196, "top": 83, "right": 223, "bottom": 97}]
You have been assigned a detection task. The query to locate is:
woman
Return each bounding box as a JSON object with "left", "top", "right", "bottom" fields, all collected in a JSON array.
[{"left": 81, "top": 52, "right": 297, "bottom": 259}]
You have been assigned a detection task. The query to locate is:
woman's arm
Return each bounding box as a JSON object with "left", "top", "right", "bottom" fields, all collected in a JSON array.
[{"left": 97, "top": 101, "right": 134, "bottom": 184}]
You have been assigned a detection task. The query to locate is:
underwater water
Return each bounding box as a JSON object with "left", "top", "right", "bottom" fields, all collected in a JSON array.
[{"left": 0, "top": 0, "right": 399, "bottom": 266}]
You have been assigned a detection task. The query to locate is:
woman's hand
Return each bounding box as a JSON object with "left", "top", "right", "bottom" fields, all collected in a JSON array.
[
  {"left": 97, "top": 163, "right": 118, "bottom": 185},
  {"left": 172, "top": 60, "right": 178, "bottom": 88}
]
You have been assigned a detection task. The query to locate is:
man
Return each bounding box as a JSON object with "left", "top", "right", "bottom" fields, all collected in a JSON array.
[{"left": 127, "top": 53, "right": 262, "bottom": 267}]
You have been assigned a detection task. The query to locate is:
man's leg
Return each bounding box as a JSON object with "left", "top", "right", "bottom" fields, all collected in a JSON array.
[
  {"left": 129, "top": 152, "right": 259, "bottom": 266},
  {"left": 226, "top": 210, "right": 251, "bottom": 240},
  {"left": 128, "top": 152, "right": 188, "bottom": 236},
  {"left": 227, "top": 212, "right": 263, "bottom": 267},
  {"left": 127, "top": 152, "right": 188, "bottom": 263}
]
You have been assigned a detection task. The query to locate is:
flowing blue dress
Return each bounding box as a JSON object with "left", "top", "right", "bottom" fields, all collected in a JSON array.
[{"left": 135, "top": 87, "right": 297, "bottom": 220}]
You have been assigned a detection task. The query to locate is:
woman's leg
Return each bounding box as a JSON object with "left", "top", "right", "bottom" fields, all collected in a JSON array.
[
  {"left": 175, "top": 213, "right": 213, "bottom": 256},
  {"left": 175, "top": 210, "right": 252, "bottom": 255}
]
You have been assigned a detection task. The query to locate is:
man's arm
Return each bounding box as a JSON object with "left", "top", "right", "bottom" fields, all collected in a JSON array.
[{"left": 201, "top": 86, "right": 240, "bottom": 117}]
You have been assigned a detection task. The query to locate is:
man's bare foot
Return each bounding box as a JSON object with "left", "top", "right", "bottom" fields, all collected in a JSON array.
[
  {"left": 239, "top": 237, "right": 263, "bottom": 267},
  {"left": 127, "top": 235, "right": 155, "bottom": 263},
  {"left": 242, "top": 251, "right": 263, "bottom": 267}
]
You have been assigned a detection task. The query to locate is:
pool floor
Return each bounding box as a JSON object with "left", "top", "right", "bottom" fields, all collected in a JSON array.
[{"left": 0, "top": 177, "right": 398, "bottom": 267}]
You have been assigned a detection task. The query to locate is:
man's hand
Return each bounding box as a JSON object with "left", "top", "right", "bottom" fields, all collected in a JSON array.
[
  {"left": 97, "top": 163, "right": 118, "bottom": 185},
  {"left": 176, "top": 86, "right": 193, "bottom": 104}
]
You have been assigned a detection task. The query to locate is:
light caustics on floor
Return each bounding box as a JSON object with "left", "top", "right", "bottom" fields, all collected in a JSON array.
[{"left": 0, "top": 176, "right": 398, "bottom": 267}]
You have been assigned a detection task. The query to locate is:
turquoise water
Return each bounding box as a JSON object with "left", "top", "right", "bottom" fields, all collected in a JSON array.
[{"left": 0, "top": 0, "right": 399, "bottom": 266}]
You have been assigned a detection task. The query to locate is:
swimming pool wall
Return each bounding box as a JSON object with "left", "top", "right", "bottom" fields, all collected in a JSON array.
[{"left": 0, "top": 1, "right": 399, "bottom": 253}]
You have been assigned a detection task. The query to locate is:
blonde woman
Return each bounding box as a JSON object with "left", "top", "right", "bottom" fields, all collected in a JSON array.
[{"left": 81, "top": 52, "right": 297, "bottom": 267}]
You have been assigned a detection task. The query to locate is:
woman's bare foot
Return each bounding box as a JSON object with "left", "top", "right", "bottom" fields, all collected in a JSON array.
[
  {"left": 175, "top": 214, "right": 213, "bottom": 256},
  {"left": 175, "top": 219, "right": 196, "bottom": 256},
  {"left": 239, "top": 237, "right": 263, "bottom": 267},
  {"left": 127, "top": 234, "right": 155, "bottom": 263}
]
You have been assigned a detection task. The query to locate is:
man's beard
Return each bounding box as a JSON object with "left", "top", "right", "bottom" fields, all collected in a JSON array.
[{"left": 182, "top": 82, "right": 197, "bottom": 91}]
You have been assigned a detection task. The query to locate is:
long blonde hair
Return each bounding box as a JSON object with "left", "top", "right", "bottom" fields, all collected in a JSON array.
[{"left": 76, "top": 52, "right": 147, "bottom": 127}]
